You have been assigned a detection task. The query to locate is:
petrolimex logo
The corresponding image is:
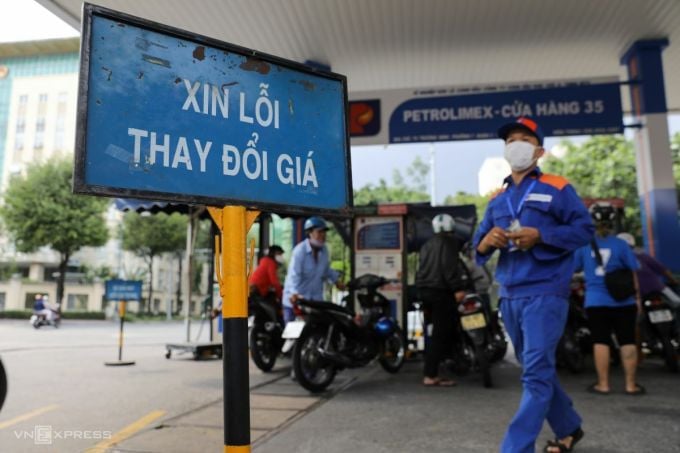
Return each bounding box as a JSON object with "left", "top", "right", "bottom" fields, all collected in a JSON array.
[{"left": 349, "top": 100, "right": 380, "bottom": 137}]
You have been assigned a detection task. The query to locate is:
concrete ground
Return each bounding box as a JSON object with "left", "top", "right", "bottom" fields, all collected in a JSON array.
[{"left": 1, "top": 319, "right": 679, "bottom": 452}]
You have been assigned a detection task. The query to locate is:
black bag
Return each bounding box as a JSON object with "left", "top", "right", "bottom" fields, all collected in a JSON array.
[{"left": 590, "top": 240, "right": 636, "bottom": 301}]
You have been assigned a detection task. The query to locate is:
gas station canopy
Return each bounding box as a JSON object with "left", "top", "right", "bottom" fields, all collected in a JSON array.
[{"left": 40, "top": 0, "right": 680, "bottom": 111}]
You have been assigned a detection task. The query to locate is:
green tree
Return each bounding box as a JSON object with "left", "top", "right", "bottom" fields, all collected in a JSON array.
[
  {"left": 354, "top": 155, "right": 432, "bottom": 206},
  {"left": 443, "top": 191, "right": 490, "bottom": 222},
  {"left": 541, "top": 135, "right": 641, "bottom": 234},
  {"left": 120, "top": 212, "right": 187, "bottom": 313},
  {"left": 671, "top": 132, "right": 680, "bottom": 185},
  {"left": 0, "top": 158, "right": 109, "bottom": 308}
]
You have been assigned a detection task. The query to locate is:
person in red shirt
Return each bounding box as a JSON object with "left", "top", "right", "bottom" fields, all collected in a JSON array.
[{"left": 249, "top": 245, "right": 285, "bottom": 302}]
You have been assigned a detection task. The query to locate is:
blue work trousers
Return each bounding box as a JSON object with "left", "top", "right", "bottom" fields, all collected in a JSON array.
[{"left": 500, "top": 294, "right": 581, "bottom": 453}]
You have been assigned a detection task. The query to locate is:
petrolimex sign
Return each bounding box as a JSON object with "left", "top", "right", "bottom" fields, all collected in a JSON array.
[
  {"left": 74, "top": 4, "right": 352, "bottom": 216},
  {"left": 349, "top": 81, "right": 623, "bottom": 145}
]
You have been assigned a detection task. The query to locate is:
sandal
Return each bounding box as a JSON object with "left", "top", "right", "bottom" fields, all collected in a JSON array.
[
  {"left": 625, "top": 383, "right": 646, "bottom": 395},
  {"left": 423, "top": 377, "right": 457, "bottom": 387},
  {"left": 543, "top": 427, "right": 584, "bottom": 452},
  {"left": 586, "top": 383, "right": 610, "bottom": 395}
]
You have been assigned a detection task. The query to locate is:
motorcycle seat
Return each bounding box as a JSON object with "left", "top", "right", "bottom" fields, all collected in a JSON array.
[{"left": 298, "top": 299, "right": 353, "bottom": 315}]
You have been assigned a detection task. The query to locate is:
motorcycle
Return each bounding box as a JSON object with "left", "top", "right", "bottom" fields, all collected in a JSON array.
[
  {"left": 30, "top": 305, "right": 61, "bottom": 329},
  {"left": 248, "top": 292, "right": 285, "bottom": 372},
  {"left": 452, "top": 292, "right": 507, "bottom": 388},
  {"left": 556, "top": 276, "right": 591, "bottom": 373},
  {"left": 0, "top": 357, "right": 6, "bottom": 412},
  {"left": 291, "top": 274, "right": 405, "bottom": 393},
  {"left": 639, "top": 292, "right": 680, "bottom": 372},
  {"left": 437, "top": 257, "right": 506, "bottom": 388}
]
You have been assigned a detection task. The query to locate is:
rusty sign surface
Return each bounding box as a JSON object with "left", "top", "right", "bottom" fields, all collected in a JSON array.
[{"left": 74, "top": 4, "right": 352, "bottom": 216}]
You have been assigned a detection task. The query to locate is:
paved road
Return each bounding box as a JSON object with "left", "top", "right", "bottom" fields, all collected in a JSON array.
[{"left": 1, "top": 319, "right": 679, "bottom": 452}]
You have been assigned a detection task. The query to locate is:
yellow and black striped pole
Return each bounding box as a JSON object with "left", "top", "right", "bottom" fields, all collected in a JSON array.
[{"left": 209, "top": 206, "right": 259, "bottom": 453}]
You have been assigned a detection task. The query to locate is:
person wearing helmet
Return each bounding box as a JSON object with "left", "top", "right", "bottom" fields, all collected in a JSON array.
[
  {"left": 574, "top": 203, "right": 642, "bottom": 397},
  {"left": 416, "top": 213, "right": 466, "bottom": 387},
  {"left": 474, "top": 118, "right": 593, "bottom": 453},
  {"left": 282, "top": 217, "right": 344, "bottom": 324},
  {"left": 248, "top": 245, "right": 285, "bottom": 302}
]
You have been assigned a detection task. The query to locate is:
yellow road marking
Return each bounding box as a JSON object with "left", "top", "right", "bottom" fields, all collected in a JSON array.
[
  {"left": 86, "top": 410, "right": 166, "bottom": 453},
  {"left": 0, "top": 404, "right": 59, "bottom": 429}
]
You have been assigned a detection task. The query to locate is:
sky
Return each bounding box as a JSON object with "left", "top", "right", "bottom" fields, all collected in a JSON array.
[{"left": 4, "top": 0, "right": 680, "bottom": 203}]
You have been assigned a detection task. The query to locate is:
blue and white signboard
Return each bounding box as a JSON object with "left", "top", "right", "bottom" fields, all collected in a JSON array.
[
  {"left": 74, "top": 4, "right": 352, "bottom": 216},
  {"left": 388, "top": 83, "right": 623, "bottom": 143},
  {"left": 105, "top": 279, "right": 143, "bottom": 301}
]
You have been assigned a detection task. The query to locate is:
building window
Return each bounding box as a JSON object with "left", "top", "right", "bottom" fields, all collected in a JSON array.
[
  {"left": 67, "top": 294, "right": 89, "bottom": 311},
  {"left": 54, "top": 92, "right": 68, "bottom": 150},
  {"left": 34, "top": 93, "right": 48, "bottom": 150},
  {"left": 14, "top": 95, "right": 28, "bottom": 151}
]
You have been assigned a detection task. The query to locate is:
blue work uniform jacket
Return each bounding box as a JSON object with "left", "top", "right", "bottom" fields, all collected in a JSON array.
[{"left": 474, "top": 167, "right": 594, "bottom": 299}]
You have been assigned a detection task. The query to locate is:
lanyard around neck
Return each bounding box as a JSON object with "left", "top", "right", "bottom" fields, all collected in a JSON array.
[{"left": 506, "top": 179, "right": 537, "bottom": 219}]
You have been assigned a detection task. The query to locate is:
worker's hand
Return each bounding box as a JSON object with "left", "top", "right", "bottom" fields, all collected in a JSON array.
[
  {"left": 290, "top": 293, "right": 300, "bottom": 304},
  {"left": 454, "top": 291, "right": 466, "bottom": 303},
  {"left": 478, "top": 227, "right": 509, "bottom": 254},
  {"left": 507, "top": 227, "right": 541, "bottom": 251},
  {"left": 336, "top": 281, "right": 346, "bottom": 291}
]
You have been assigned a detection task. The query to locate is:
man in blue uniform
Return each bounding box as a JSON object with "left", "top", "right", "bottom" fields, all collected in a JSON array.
[{"left": 474, "top": 117, "right": 594, "bottom": 453}]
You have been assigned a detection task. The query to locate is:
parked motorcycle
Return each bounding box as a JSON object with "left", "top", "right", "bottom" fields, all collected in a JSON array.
[
  {"left": 248, "top": 293, "right": 284, "bottom": 372},
  {"left": 451, "top": 292, "right": 507, "bottom": 388},
  {"left": 556, "top": 276, "right": 591, "bottom": 373},
  {"left": 440, "top": 258, "right": 506, "bottom": 388},
  {"left": 0, "top": 357, "right": 6, "bottom": 412},
  {"left": 30, "top": 306, "right": 61, "bottom": 329},
  {"left": 291, "top": 274, "right": 405, "bottom": 393},
  {"left": 639, "top": 292, "right": 680, "bottom": 372}
]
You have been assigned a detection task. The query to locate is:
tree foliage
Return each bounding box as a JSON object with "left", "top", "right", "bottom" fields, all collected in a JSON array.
[
  {"left": 120, "top": 212, "right": 187, "bottom": 312},
  {"left": 443, "top": 191, "right": 490, "bottom": 222},
  {"left": 353, "top": 156, "right": 430, "bottom": 205},
  {"left": 0, "top": 158, "right": 109, "bottom": 306},
  {"left": 541, "top": 135, "right": 641, "bottom": 235}
]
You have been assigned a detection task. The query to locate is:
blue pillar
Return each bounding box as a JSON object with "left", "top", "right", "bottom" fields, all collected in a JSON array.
[{"left": 621, "top": 39, "right": 680, "bottom": 271}]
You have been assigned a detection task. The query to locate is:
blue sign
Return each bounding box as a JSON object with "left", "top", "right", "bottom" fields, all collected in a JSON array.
[
  {"left": 389, "top": 83, "right": 623, "bottom": 143},
  {"left": 105, "top": 279, "right": 143, "bottom": 301},
  {"left": 74, "top": 5, "right": 352, "bottom": 216}
]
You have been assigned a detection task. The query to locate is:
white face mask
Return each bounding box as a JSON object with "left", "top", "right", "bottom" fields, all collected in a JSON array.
[
  {"left": 504, "top": 141, "right": 538, "bottom": 171},
  {"left": 309, "top": 238, "right": 324, "bottom": 248},
  {"left": 274, "top": 254, "right": 285, "bottom": 264}
]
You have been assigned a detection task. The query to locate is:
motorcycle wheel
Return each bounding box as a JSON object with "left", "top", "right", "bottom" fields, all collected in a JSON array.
[
  {"left": 561, "top": 329, "right": 585, "bottom": 374},
  {"left": 661, "top": 337, "right": 679, "bottom": 373},
  {"left": 475, "top": 343, "right": 492, "bottom": 388},
  {"left": 0, "top": 358, "right": 6, "bottom": 412},
  {"left": 249, "top": 322, "right": 279, "bottom": 372},
  {"left": 378, "top": 327, "right": 405, "bottom": 373},
  {"left": 490, "top": 333, "right": 508, "bottom": 363},
  {"left": 293, "top": 326, "right": 336, "bottom": 393},
  {"left": 33, "top": 322, "right": 41, "bottom": 329}
]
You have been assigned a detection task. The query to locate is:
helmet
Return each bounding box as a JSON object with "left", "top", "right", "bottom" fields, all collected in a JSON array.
[
  {"left": 303, "top": 216, "right": 328, "bottom": 232},
  {"left": 617, "top": 232, "right": 635, "bottom": 248},
  {"left": 432, "top": 214, "right": 455, "bottom": 233},
  {"left": 589, "top": 202, "right": 616, "bottom": 223}
]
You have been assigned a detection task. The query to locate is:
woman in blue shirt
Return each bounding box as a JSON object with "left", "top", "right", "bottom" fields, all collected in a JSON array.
[{"left": 574, "top": 202, "right": 643, "bottom": 395}]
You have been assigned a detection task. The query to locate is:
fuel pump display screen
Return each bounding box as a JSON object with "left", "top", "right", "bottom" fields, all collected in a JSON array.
[{"left": 357, "top": 222, "right": 401, "bottom": 249}]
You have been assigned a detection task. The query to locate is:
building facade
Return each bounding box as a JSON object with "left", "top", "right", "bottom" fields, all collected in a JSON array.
[{"left": 0, "top": 38, "right": 204, "bottom": 315}]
